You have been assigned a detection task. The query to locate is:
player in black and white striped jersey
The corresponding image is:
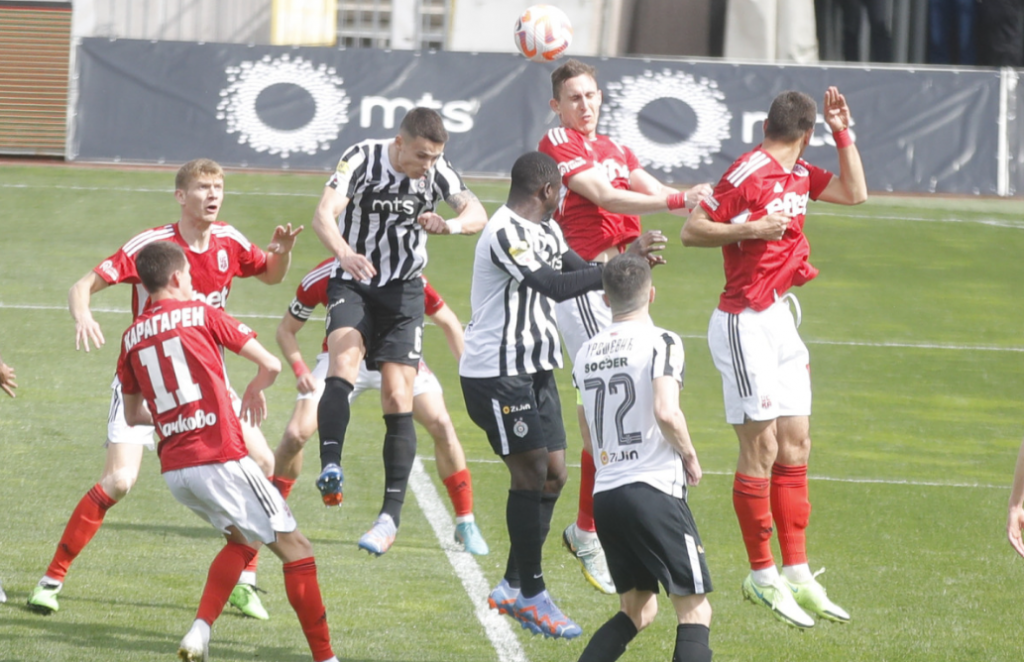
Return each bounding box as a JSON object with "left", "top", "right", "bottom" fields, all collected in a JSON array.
[
  {"left": 460, "top": 152, "right": 664, "bottom": 639},
  {"left": 310, "top": 108, "right": 487, "bottom": 556}
]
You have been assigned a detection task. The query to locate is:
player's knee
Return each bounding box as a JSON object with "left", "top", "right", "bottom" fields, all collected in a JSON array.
[
  {"left": 103, "top": 468, "right": 139, "bottom": 500},
  {"left": 249, "top": 449, "right": 275, "bottom": 477},
  {"left": 280, "top": 423, "right": 313, "bottom": 454}
]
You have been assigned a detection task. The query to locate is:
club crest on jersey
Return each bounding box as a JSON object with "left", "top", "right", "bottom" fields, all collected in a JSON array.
[
  {"left": 513, "top": 418, "right": 529, "bottom": 438},
  {"left": 600, "top": 450, "right": 609, "bottom": 465},
  {"left": 415, "top": 177, "right": 427, "bottom": 192},
  {"left": 793, "top": 164, "right": 809, "bottom": 177},
  {"left": 217, "top": 249, "right": 229, "bottom": 272}
]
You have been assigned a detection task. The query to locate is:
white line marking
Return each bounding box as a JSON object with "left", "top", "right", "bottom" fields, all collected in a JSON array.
[
  {"left": 5, "top": 303, "right": 1022, "bottom": 354},
  {"left": 408, "top": 457, "right": 528, "bottom": 662},
  {"left": 417, "top": 456, "right": 1006, "bottom": 490}
]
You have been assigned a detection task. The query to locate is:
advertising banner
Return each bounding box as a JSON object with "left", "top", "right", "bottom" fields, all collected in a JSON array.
[{"left": 71, "top": 38, "right": 1009, "bottom": 195}]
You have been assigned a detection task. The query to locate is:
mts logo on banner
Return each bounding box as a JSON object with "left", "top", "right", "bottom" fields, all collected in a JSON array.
[{"left": 360, "top": 93, "right": 481, "bottom": 133}]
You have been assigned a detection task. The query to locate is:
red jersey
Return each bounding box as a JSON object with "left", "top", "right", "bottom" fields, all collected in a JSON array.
[
  {"left": 288, "top": 258, "right": 445, "bottom": 352},
  {"left": 94, "top": 222, "right": 268, "bottom": 318},
  {"left": 116, "top": 299, "right": 257, "bottom": 473},
  {"left": 538, "top": 127, "right": 642, "bottom": 261},
  {"left": 699, "top": 148, "right": 833, "bottom": 314}
]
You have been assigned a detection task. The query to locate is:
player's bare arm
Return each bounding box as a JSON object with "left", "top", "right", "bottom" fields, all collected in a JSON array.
[
  {"left": 122, "top": 391, "right": 153, "bottom": 427},
  {"left": 1008, "top": 436, "right": 1024, "bottom": 558},
  {"left": 419, "top": 189, "right": 488, "bottom": 236},
  {"left": 629, "top": 169, "right": 714, "bottom": 215},
  {"left": 429, "top": 303, "right": 465, "bottom": 361},
  {"left": 568, "top": 168, "right": 679, "bottom": 215},
  {"left": 68, "top": 270, "right": 111, "bottom": 352},
  {"left": 681, "top": 206, "right": 791, "bottom": 247},
  {"left": 237, "top": 338, "right": 282, "bottom": 427},
  {"left": 652, "top": 375, "right": 702, "bottom": 486},
  {"left": 0, "top": 352, "right": 17, "bottom": 398},
  {"left": 258, "top": 223, "right": 304, "bottom": 284},
  {"left": 311, "top": 185, "right": 376, "bottom": 281},
  {"left": 816, "top": 86, "right": 868, "bottom": 206},
  {"left": 276, "top": 313, "right": 318, "bottom": 394}
]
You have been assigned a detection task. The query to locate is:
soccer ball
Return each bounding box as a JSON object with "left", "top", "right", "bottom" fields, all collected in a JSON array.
[{"left": 513, "top": 5, "right": 573, "bottom": 63}]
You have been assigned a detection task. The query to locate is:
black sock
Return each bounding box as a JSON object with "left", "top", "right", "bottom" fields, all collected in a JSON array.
[
  {"left": 380, "top": 412, "right": 416, "bottom": 527},
  {"left": 506, "top": 489, "right": 544, "bottom": 597},
  {"left": 504, "top": 547, "right": 521, "bottom": 589},
  {"left": 673, "top": 623, "right": 712, "bottom": 662},
  {"left": 539, "top": 490, "right": 560, "bottom": 546},
  {"left": 317, "top": 377, "right": 353, "bottom": 469},
  {"left": 578, "top": 612, "right": 637, "bottom": 662}
]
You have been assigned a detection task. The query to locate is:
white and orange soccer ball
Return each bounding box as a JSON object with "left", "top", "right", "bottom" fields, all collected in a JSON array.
[{"left": 513, "top": 5, "right": 573, "bottom": 63}]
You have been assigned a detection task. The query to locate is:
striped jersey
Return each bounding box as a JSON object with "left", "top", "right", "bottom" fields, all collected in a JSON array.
[
  {"left": 460, "top": 205, "right": 569, "bottom": 378},
  {"left": 287, "top": 257, "right": 445, "bottom": 352},
  {"left": 94, "top": 222, "right": 267, "bottom": 318},
  {"left": 699, "top": 147, "right": 833, "bottom": 313},
  {"left": 572, "top": 319, "right": 688, "bottom": 499},
  {"left": 538, "top": 126, "right": 642, "bottom": 261},
  {"left": 326, "top": 138, "right": 467, "bottom": 286}
]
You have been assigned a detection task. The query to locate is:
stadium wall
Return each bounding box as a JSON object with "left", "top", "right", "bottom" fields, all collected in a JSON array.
[{"left": 68, "top": 38, "right": 1022, "bottom": 196}]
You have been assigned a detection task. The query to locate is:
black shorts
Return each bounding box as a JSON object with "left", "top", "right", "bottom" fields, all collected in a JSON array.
[
  {"left": 326, "top": 277, "right": 424, "bottom": 369},
  {"left": 460, "top": 371, "right": 567, "bottom": 457},
  {"left": 594, "top": 482, "right": 712, "bottom": 597}
]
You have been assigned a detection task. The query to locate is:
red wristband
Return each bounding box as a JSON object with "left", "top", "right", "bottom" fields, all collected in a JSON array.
[
  {"left": 291, "top": 360, "right": 310, "bottom": 378},
  {"left": 666, "top": 192, "right": 687, "bottom": 211},
  {"left": 833, "top": 128, "right": 853, "bottom": 148}
]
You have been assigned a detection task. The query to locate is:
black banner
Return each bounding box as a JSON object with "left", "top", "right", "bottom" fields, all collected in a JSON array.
[{"left": 72, "top": 38, "right": 1007, "bottom": 195}]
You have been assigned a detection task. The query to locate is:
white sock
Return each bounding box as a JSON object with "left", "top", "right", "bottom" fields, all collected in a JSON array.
[
  {"left": 455, "top": 514, "right": 475, "bottom": 524},
  {"left": 782, "top": 563, "right": 813, "bottom": 584},
  {"left": 751, "top": 566, "right": 780, "bottom": 587},
  {"left": 40, "top": 576, "right": 62, "bottom": 588},
  {"left": 190, "top": 618, "right": 211, "bottom": 639},
  {"left": 238, "top": 571, "right": 256, "bottom": 586}
]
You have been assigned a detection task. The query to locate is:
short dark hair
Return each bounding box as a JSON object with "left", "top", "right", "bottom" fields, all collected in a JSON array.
[
  {"left": 399, "top": 107, "right": 449, "bottom": 144},
  {"left": 175, "top": 158, "right": 223, "bottom": 192},
  {"left": 551, "top": 58, "right": 596, "bottom": 100},
  {"left": 509, "top": 151, "right": 560, "bottom": 198},
  {"left": 137, "top": 242, "right": 187, "bottom": 293},
  {"left": 602, "top": 253, "right": 651, "bottom": 315},
  {"left": 764, "top": 91, "right": 817, "bottom": 142}
]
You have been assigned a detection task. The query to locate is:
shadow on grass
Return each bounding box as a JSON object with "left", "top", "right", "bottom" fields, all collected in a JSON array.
[{"left": 103, "top": 521, "right": 356, "bottom": 549}]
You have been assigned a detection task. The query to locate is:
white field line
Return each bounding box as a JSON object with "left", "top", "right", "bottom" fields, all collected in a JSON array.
[
  {"left": 407, "top": 457, "right": 528, "bottom": 662},
  {"left": 3, "top": 182, "right": 1022, "bottom": 230},
  {"left": 5, "top": 302, "right": 1023, "bottom": 354},
  {"left": 417, "top": 456, "right": 1006, "bottom": 491}
]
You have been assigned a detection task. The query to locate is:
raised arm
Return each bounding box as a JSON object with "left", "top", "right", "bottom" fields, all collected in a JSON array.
[
  {"left": 815, "top": 86, "right": 868, "bottom": 206},
  {"left": 68, "top": 270, "right": 111, "bottom": 352},
  {"left": 629, "top": 169, "right": 713, "bottom": 217},
  {"left": 680, "top": 206, "right": 792, "bottom": 248},
  {"left": 311, "top": 186, "right": 376, "bottom": 281},
  {"left": 257, "top": 223, "right": 303, "bottom": 285},
  {"left": 568, "top": 168, "right": 687, "bottom": 215},
  {"left": 1008, "top": 436, "right": 1024, "bottom": 558},
  {"left": 276, "top": 312, "right": 318, "bottom": 394},
  {"left": 429, "top": 302, "right": 465, "bottom": 361},
  {"left": 236, "top": 337, "right": 282, "bottom": 427},
  {"left": 652, "top": 375, "right": 701, "bottom": 486}
]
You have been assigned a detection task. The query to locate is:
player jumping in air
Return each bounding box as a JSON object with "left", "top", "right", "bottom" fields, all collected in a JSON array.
[{"left": 682, "top": 87, "right": 867, "bottom": 628}]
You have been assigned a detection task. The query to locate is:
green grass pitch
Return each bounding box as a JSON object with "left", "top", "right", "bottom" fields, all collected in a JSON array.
[{"left": 0, "top": 163, "right": 1022, "bottom": 661}]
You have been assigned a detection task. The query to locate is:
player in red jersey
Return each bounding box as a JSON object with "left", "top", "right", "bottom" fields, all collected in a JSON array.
[
  {"left": 29, "top": 159, "right": 301, "bottom": 618},
  {"left": 681, "top": 87, "right": 867, "bottom": 628},
  {"left": 117, "top": 241, "right": 336, "bottom": 662},
  {"left": 538, "top": 58, "right": 712, "bottom": 594},
  {"left": 270, "top": 259, "right": 488, "bottom": 555}
]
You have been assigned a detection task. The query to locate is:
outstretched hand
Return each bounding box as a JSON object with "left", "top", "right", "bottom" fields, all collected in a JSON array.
[
  {"left": 823, "top": 86, "right": 852, "bottom": 134},
  {"left": 267, "top": 223, "right": 303, "bottom": 254},
  {"left": 75, "top": 317, "right": 106, "bottom": 352},
  {"left": 0, "top": 361, "right": 17, "bottom": 398},
  {"left": 1009, "top": 505, "right": 1024, "bottom": 558},
  {"left": 627, "top": 229, "right": 668, "bottom": 267},
  {"left": 240, "top": 385, "right": 268, "bottom": 427}
]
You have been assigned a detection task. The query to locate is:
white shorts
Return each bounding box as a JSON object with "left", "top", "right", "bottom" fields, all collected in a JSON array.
[
  {"left": 707, "top": 297, "right": 811, "bottom": 425},
  {"left": 296, "top": 352, "right": 443, "bottom": 403},
  {"left": 556, "top": 289, "right": 613, "bottom": 365},
  {"left": 164, "top": 456, "right": 297, "bottom": 545},
  {"left": 106, "top": 376, "right": 156, "bottom": 448}
]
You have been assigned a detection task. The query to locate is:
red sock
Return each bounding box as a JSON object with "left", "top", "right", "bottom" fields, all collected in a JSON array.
[
  {"left": 272, "top": 475, "right": 296, "bottom": 501},
  {"left": 576, "top": 449, "right": 596, "bottom": 532},
  {"left": 284, "top": 557, "right": 334, "bottom": 662},
  {"left": 196, "top": 542, "right": 257, "bottom": 625},
  {"left": 243, "top": 550, "right": 260, "bottom": 574},
  {"left": 442, "top": 468, "right": 473, "bottom": 518},
  {"left": 733, "top": 473, "right": 774, "bottom": 570},
  {"left": 771, "top": 463, "right": 810, "bottom": 567},
  {"left": 46, "top": 484, "right": 117, "bottom": 582}
]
